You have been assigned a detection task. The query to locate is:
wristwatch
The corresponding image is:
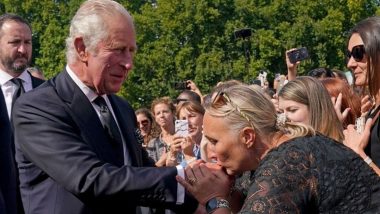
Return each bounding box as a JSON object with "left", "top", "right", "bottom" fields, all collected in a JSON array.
[{"left": 205, "top": 197, "right": 230, "bottom": 214}]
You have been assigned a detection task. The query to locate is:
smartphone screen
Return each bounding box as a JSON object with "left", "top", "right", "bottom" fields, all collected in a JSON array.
[{"left": 175, "top": 120, "right": 189, "bottom": 137}]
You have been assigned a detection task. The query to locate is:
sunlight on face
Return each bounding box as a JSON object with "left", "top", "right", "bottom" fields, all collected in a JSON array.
[
  {"left": 203, "top": 113, "right": 249, "bottom": 175},
  {"left": 153, "top": 103, "right": 174, "bottom": 128},
  {"left": 179, "top": 108, "right": 203, "bottom": 141},
  {"left": 347, "top": 33, "right": 367, "bottom": 87},
  {"left": 278, "top": 98, "right": 309, "bottom": 125},
  {"left": 85, "top": 14, "right": 137, "bottom": 95},
  {"left": 0, "top": 21, "right": 32, "bottom": 75}
]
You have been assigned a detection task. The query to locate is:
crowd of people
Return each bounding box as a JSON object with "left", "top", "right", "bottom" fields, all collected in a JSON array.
[{"left": 0, "top": 0, "right": 380, "bottom": 214}]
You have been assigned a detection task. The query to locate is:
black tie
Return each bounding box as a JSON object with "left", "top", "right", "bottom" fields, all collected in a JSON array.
[
  {"left": 11, "top": 78, "right": 25, "bottom": 106},
  {"left": 93, "top": 96, "right": 123, "bottom": 145},
  {"left": 93, "top": 96, "right": 124, "bottom": 164}
]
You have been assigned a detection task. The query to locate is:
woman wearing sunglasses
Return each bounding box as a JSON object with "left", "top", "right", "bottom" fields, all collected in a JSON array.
[
  {"left": 344, "top": 16, "right": 380, "bottom": 176},
  {"left": 177, "top": 84, "right": 380, "bottom": 213}
]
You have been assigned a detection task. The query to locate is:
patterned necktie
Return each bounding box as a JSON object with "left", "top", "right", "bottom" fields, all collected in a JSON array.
[
  {"left": 11, "top": 78, "right": 25, "bottom": 106},
  {"left": 93, "top": 96, "right": 123, "bottom": 145},
  {"left": 93, "top": 96, "right": 124, "bottom": 164}
]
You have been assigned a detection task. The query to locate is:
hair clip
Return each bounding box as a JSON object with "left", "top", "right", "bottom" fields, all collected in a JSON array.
[{"left": 276, "top": 112, "right": 287, "bottom": 129}]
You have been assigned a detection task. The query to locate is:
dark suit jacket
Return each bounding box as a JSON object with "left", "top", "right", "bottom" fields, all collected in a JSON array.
[
  {"left": 0, "top": 75, "right": 44, "bottom": 214},
  {"left": 12, "top": 70, "right": 196, "bottom": 214}
]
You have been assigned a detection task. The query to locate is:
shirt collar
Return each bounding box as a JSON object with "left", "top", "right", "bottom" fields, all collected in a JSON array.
[
  {"left": 66, "top": 65, "right": 106, "bottom": 103},
  {"left": 0, "top": 69, "right": 30, "bottom": 86}
]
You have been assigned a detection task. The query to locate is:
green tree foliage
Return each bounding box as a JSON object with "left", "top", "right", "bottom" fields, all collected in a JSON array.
[{"left": 1, "top": 0, "right": 379, "bottom": 108}]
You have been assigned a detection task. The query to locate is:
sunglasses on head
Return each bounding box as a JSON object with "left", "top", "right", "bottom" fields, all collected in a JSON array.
[
  {"left": 346, "top": 45, "right": 365, "bottom": 62},
  {"left": 212, "top": 91, "right": 253, "bottom": 126},
  {"left": 174, "top": 98, "right": 188, "bottom": 104}
]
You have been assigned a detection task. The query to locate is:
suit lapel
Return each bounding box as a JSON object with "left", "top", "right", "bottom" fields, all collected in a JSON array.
[
  {"left": 53, "top": 70, "right": 124, "bottom": 166},
  {"left": 108, "top": 95, "right": 142, "bottom": 166}
]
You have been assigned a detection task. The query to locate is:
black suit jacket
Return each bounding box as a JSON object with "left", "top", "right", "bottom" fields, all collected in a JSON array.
[
  {"left": 0, "top": 75, "right": 44, "bottom": 214},
  {"left": 12, "top": 70, "right": 196, "bottom": 214}
]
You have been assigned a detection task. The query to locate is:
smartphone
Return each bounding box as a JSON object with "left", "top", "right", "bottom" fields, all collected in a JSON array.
[
  {"left": 275, "top": 73, "right": 281, "bottom": 81},
  {"left": 174, "top": 81, "right": 189, "bottom": 90},
  {"left": 287, "top": 47, "right": 309, "bottom": 64},
  {"left": 174, "top": 120, "right": 188, "bottom": 163},
  {"left": 175, "top": 120, "right": 188, "bottom": 137}
]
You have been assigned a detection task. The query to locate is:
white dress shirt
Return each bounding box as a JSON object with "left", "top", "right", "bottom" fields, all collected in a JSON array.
[{"left": 0, "top": 69, "right": 32, "bottom": 118}]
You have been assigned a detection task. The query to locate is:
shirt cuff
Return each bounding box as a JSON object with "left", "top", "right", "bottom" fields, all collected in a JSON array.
[{"left": 176, "top": 164, "right": 185, "bottom": 204}]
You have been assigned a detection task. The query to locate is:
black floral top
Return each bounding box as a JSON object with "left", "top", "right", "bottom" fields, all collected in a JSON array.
[{"left": 239, "top": 134, "right": 380, "bottom": 214}]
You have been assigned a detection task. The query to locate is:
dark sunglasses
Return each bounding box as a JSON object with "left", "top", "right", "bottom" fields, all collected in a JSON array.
[{"left": 346, "top": 45, "right": 365, "bottom": 62}]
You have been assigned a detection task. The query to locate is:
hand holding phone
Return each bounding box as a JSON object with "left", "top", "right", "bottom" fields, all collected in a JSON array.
[
  {"left": 174, "top": 120, "right": 188, "bottom": 163},
  {"left": 287, "top": 47, "right": 309, "bottom": 64},
  {"left": 174, "top": 81, "right": 190, "bottom": 90},
  {"left": 175, "top": 120, "right": 189, "bottom": 137}
]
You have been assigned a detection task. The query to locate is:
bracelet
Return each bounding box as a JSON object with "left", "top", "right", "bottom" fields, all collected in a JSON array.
[{"left": 364, "top": 156, "right": 373, "bottom": 165}]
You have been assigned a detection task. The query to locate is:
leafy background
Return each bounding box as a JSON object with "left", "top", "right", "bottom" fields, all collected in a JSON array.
[{"left": 1, "top": 0, "right": 379, "bottom": 109}]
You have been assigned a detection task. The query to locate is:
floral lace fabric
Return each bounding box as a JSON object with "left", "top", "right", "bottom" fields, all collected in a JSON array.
[{"left": 239, "top": 135, "right": 380, "bottom": 214}]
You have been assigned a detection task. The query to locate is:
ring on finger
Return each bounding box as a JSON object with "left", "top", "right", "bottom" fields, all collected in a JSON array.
[{"left": 186, "top": 177, "right": 197, "bottom": 185}]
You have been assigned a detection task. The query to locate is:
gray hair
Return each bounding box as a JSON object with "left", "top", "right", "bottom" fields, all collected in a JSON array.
[{"left": 66, "top": 0, "right": 133, "bottom": 64}]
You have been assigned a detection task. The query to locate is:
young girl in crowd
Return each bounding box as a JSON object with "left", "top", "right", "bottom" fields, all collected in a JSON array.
[{"left": 277, "top": 76, "right": 344, "bottom": 142}]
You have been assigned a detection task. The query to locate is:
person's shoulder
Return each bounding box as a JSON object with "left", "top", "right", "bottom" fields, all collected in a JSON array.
[
  {"left": 13, "top": 77, "right": 61, "bottom": 114},
  {"left": 18, "top": 80, "right": 54, "bottom": 102}
]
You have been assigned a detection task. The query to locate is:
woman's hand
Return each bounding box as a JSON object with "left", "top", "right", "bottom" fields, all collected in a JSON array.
[
  {"left": 171, "top": 135, "right": 184, "bottom": 152},
  {"left": 182, "top": 136, "right": 195, "bottom": 157},
  {"left": 331, "top": 93, "right": 350, "bottom": 123},
  {"left": 361, "top": 95, "right": 373, "bottom": 116},
  {"left": 176, "top": 162, "right": 233, "bottom": 205},
  {"left": 285, "top": 48, "right": 300, "bottom": 81},
  {"left": 343, "top": 118, "right": 372, "bottom": 158},
  {"left": 156, "top": 150, "right": 168, "bottom": 167}
]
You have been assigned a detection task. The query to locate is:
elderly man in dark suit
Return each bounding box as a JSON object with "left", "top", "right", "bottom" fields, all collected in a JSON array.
[
  {"left": 0, "top": 13, "right": 44, "bottom": 214},
  {"left": 12, "top": 0, "right": 197, "bottom": 213}
]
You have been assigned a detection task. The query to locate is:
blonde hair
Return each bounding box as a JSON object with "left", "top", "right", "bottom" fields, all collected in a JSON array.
[
  {"left": 205, "top": 84, "right": 314, "bottom": 145},
  {"left": 278, "top": 76, "right": 344, "bottom": 142}
]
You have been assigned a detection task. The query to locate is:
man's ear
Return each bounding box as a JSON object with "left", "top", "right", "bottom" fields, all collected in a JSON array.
[
  {"left": 74, "top": 37, "right": 88, "bottom": 62},
  {"left": 241, "top": 127, "right": 256, "bottom": 148}
]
